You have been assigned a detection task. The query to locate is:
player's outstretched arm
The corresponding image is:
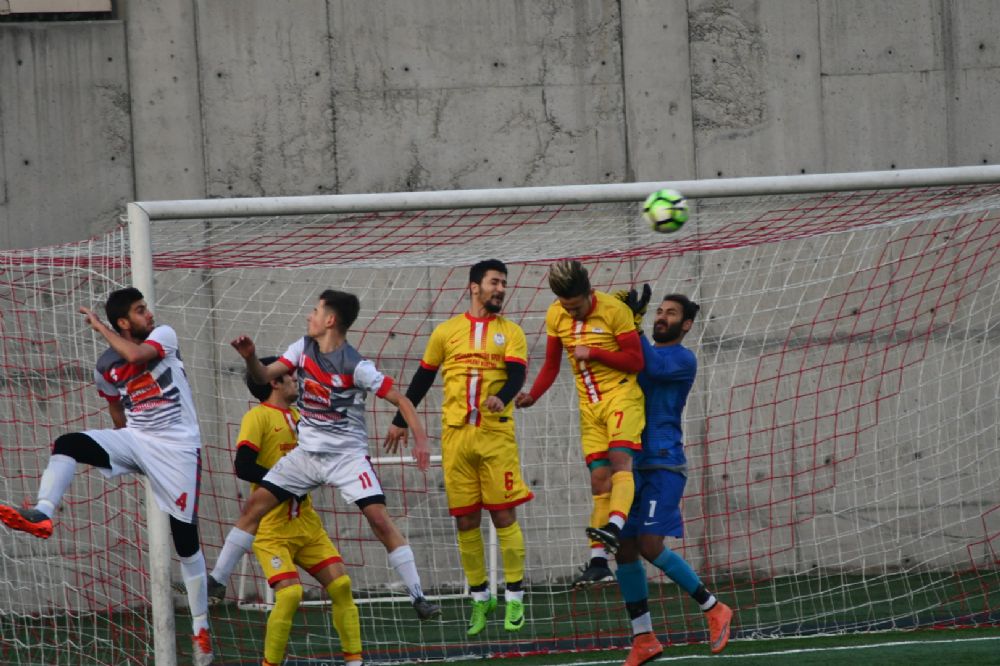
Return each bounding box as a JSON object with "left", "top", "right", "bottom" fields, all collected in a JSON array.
[
  {"left": 230, "top": 335, "right": 288, "bottom": 384},
  {"left": 515, "top": 335, "right": 562, "bottom": 408},
  {"left": 381, "top": 387, "right": 430, "bottom": 471},
  {"left": 385, "top": 364, "right": 438, "bottom": 452},
  {"left": 80, "top": 306, "right": 159, "bottom": 364}
]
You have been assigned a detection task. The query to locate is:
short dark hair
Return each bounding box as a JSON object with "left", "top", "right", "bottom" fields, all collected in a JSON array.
[
  {"left": 662, "top": 293, "right": 700, "bottom": 322},
  {"left": 319, "top": 290, "right": 360, "bottom": 333},
  {"left": 469, "top": 259, "right": 507, "bottom": 285},
  {"left": 245, "top": 355, "right": 280, "bottom": 402},
  {"left": 548, "top": 260, "right": 591, "bottom": 298},
  {"left": 105, "top": 287, "right": 145, "bottom": 333}
]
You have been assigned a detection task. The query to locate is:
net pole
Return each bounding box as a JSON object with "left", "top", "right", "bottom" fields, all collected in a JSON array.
[{"left": 127, "top": 202, "right": 178, "bottom": 666}]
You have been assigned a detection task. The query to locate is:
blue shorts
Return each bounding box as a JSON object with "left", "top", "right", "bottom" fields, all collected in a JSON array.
[{"left": 621, "top": 469, "right": 686, "bottom": 539}]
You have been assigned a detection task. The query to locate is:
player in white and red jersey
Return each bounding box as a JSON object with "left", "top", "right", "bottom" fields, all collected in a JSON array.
[
  {"left": 0, "top": 287, "right": 214, "bottom": 666},
  {"left": 208, "top": 289, "right": 441, "bottom": 620}
]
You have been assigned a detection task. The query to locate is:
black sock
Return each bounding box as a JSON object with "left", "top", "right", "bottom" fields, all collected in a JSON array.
[
  {"left": 692, "top": 584, "right": 713, "bottom": 607},
  {"left": 625, "top": 599, "right": 649, "bottom": 620}
]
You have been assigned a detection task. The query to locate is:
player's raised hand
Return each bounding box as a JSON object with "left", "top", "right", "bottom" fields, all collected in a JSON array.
[
  {"left": 514, "top": 392, "right": 535, "bottom": 408},
  {"left": 616, "top": 284, "right": 652, "bottom": 331},
  {"left": 78, "top": 306, "right": 105, "bottom": 331},
  {"left": 383, "top": 424, "right": 408, "bottom": 454},
  {"left": 230, "top": 335, "right": 257, "bottom": 359}
]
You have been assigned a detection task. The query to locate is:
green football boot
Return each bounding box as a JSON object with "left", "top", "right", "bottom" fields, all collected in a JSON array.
[
  {"left": 504, "top": 599, "right": 525, "bottom": 632},
  {"left": 466, "top": 596, "right": 497, "bottom": 636}
]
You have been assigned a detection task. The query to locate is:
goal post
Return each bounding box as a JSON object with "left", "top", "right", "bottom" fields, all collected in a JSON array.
[{"left": 1, "top": 165, "right": 999, "bottom": 665}]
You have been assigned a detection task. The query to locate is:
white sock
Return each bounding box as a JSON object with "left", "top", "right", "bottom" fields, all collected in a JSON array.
[
  {"left": 609, "top": 514, "right": 625, "bottom": 529},
  {"left": 180, "top": 550, "right": 210, "bottom": 634},
  {"left": 35, "top": 454, "right": 77, "bottom": 518},
  {"left": 210, "top": 527, "right": 254, "bottom": 585},
  {"left": 387, "top": 544, "right": 424, "bottom": 600},
  {"left": 632, "top": 611, "right": 653, "bottom": 635},
  {"left": 590, "top": 546, "right": 608, "bottom": 560},
  {"left": 699, "top": 594, "right": 718, "bottom": 612},
  {"left": 471, "top": 588, "right": 491, "bottom": 602},
  {"left": 504, "top": 588, "right": 524, "bottom": 604}
]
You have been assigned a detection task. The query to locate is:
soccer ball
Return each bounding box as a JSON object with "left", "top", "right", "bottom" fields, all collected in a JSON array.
[{"left": 643, "top": 189, "right": 689, "bottom": 233}]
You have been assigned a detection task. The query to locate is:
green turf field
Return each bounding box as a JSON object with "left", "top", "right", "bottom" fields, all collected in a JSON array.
[{"left": 2, "top": 570, "right": 997, "bottom": 664}]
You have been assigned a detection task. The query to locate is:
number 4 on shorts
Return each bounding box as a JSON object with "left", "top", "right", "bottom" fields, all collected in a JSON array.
[{"left": 175, "top": 492, "right": 188, "bottom": 512}]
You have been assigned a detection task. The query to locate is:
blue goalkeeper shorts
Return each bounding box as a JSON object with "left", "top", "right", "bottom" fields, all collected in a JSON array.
[{"left": 621, "top": 469, "right": 686, "bottom": 539}]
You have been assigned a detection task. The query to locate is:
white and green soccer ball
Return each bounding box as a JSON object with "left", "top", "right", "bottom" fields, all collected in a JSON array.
[{"left": 642, "top": 189, "right": 689, "bottom": 233}]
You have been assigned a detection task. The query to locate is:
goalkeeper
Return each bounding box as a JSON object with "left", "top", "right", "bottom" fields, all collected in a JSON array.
[
  {"left": 614, "top": 289, "right": 733, "bottom": 664},
  {"left": 515, "top": 260, "right": 645, "bottom": 587},
  {"left": 232, "top": 356, "right": 362, "bottom": 666}
]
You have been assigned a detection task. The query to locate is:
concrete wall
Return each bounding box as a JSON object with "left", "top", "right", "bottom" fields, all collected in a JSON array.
[{"left": 1, "top": 0, "right": 999, "bottom": 248}]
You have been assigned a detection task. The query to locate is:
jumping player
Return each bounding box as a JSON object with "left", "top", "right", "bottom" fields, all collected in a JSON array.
[
  {"left": 208, "top": 289, "right": 440, "bottom": 621},
  {"left": 515, "top": 260, "right": 645, "bottom": 587},
  {"left": 0, "top": 287, "right": 214, "bottom": 665}
]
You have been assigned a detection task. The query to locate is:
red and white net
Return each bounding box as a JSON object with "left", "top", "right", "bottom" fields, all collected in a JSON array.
[{"left": 1, "top": 184, "right": 999, "bottom": 663}]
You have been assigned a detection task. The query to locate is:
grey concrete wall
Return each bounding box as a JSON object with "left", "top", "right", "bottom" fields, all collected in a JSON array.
[
  {"left": 0, "top": 22, "right": 132, "bottom": 249},
  {"left": 2, "top": 1, "right": 1000, "bottom": 248}
]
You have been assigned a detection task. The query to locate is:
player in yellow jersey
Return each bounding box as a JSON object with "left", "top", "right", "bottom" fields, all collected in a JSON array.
[
  {"left": 385, "top": 259, "right": 534, "bottom": 636},
  {"left": 235, "top": 356, "right": 363, "bottom": 666},
  {"left": 515, "top": 260, "right": 646, "bottom": 587}
]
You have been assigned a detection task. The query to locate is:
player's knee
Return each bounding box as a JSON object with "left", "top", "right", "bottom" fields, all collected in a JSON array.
[
  {"left": 275, "top": 582, "right": 304, "bottom": 608},
  {"left": 327, "top": 574, "right": 353, "bottom": 605},
  {"left": 639, "top": 539, "right": 666, "bottom": 563},
  {"left": 52, "top": 432, "right": 111, "bottom": 468},
  {"left": 589, "top": 468, "right": 611, "bottom": 494},
  {"left": 169, "top": 516, "right": 201, "bottom": 558}
]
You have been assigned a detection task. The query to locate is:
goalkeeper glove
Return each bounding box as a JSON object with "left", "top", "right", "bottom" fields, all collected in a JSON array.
[{"left": 614, "top": 283, "right": 652, "bottom": 332}]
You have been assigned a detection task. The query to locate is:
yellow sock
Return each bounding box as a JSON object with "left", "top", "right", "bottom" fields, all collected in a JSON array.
[
  {"left": 264, "top": 584, "right": 302, "bottom": 665},
  {"left": 590, "top": 492, "right": 611, "bottom": 546},
  {"left": 326, "top": 574, "right": 362, "bottom": 661},
  {"left": 495, "top": 522, "right": 525, "bottom": 584},
  {"left": 457, "top": 527, "right": 488, "bottom": 588},
  {"left": 609, "top": 471, "right": 635, "bottom": 525}
]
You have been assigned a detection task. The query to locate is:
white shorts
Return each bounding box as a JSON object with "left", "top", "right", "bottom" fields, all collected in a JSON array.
[
  {"left": 262, "top": 447, "right": 384, "bottom": 505},
  {"left": 84, "top": 428, "right": 201, "bottom": 524}
]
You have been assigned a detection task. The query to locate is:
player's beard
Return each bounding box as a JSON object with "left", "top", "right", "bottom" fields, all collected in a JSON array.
[
  {"left": 652, "top": 320, "right": 683, "bottom": 344},
  {"left": 483, "top": 294, "right": 503, "bottom": 314}
]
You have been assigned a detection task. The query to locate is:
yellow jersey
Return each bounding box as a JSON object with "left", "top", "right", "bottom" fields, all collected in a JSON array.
[
  {"left": 236, "top": 403, "right": 318, "bottom": 536},
  {"left": 422, "top": 312, "right": 527, "bottom": 429},
  {"left": 545, "top": 290, "right": 641, "bottom": 404}
]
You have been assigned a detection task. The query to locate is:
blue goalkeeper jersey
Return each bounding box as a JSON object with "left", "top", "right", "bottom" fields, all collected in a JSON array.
[{"left": 636, "top": 335, "right": 697, "bottom": 471}]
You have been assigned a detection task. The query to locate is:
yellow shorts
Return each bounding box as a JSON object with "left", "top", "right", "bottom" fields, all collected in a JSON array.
[
  {"left": 252, "top": 508, "right": 342, "bottom": 587},
  {"left": 441, "top": 423, "right": 534, "bottom": 516},
  {"left": 579, "top": 388, "right": 644, "bottom": 466}
]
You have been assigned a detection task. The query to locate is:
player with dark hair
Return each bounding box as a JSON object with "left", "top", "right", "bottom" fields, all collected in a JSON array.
[
  {"left": 233, "top": 356, "right": 363, "bottom": 666},
  {"left": 385, "top": 259, "right": 533, "bottom": 635},
  {"left": 208, "top": 290, "right": 441, "bottom": 621},
  {"left": 615, "top": 291, "right": 733, "bottom": 664},
  {"left": 0, "top": 287, "right": 214, "bottom": 665},
  {"left": 515, "top": 260, "right": 645, "bottom": 587}
]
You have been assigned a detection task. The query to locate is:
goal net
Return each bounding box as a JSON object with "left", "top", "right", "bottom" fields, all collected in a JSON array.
[{"left": 1, "top": 175, "right": 999, "bottom": 664}]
